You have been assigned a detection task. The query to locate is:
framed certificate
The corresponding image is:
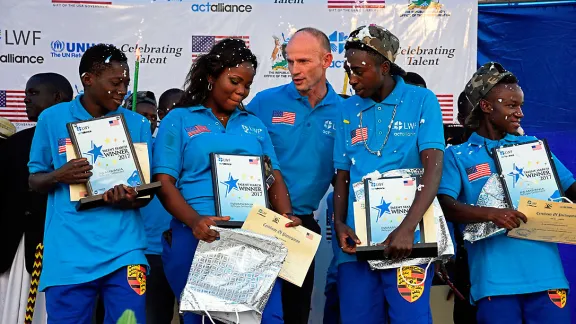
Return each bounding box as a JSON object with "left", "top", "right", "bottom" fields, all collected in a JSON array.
[
  {"left": 68, "top": 115, "right": 144, "bottom": 195},
  {"left": 356, "top": 176, "right": 437, "bottom": 260},
  {"left": 493, "top": 139, "right": 564, "bottom": 209},
  {"left": 210, "top": 153, "right": 269, "bottom": 227},
  {"left": 67, "top": 114, "right": 160, "bottom": 211}
]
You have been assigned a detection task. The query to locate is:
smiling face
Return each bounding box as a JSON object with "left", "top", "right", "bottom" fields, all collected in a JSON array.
[
  {"left": 82, "top": 61, "right": 130, "bottom": 112},
  {"left": 206, "top": 62, "right": 255, "bottom": 113},
  {"left": 344, "top": 48, "right": 388, "bottom": 100},
  {"left": 480, "top": 82, "right": 524, "bottom": 134}
]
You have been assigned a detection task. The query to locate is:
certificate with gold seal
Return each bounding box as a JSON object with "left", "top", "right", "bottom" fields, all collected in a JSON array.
[
  {"left": 493, "top": 139, "right": 564, "bottom": 209},
  {"left": 211, "top": 153, "right": 269, "bottom": 227}
]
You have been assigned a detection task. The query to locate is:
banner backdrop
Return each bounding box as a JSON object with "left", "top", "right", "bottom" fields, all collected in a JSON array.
[
  {"left": 2, "top": 0, "right": 476, "bottom": 132},
  {"left": 1, "top": 1, "right": 477, "bottom": 322}
]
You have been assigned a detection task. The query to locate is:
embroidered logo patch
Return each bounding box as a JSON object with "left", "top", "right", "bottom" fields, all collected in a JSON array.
[
  {"left": 397, "top": 266, "right": 425, "bottom": 303},
  {"left": 548, "top": 289, "right": 567, "bottom": 308},
  {"left": 350, "top": 127, "right": 367, "bottom": 145},
  {"left": 185, "top": 125, "right": 210, "bottom": 138},
  {"left": 127, "top": 265, "right": 146, "bottom": 295},
  {"left": 466, "top": 163, "right": 491, "bottom": 182}
]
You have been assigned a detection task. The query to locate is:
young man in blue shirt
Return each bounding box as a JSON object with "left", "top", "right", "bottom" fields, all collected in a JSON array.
[
  {"left": 247, "top": 27, "right": 343, "bottom": 324},
  {"left": 28, "top": 44, "right": 152, "bottom": 324},
  {"left": 333, "top": 25, "right": 445, "bottom": 324},
  {"left": 438, "top": 62, "right": 576, "bottom": 324}
]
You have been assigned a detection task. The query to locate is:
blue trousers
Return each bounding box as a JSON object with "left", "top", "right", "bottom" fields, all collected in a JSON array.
[
  {"left": 162, "top": 220, "right": 284, "bottom": 324},
  {"left": 476, "top": 290, "right": 570, "bottom": 324},
  {"left": 338, "top": 261, "right": 433, "bottom": 324},
  {"left": 45, "top": 265, "right": 146, "bottom": 324}
]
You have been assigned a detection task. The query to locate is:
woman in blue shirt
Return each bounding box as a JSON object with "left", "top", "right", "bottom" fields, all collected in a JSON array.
[
  {"left": 438, "top": 62, "right": 576, "bottom": 324},
  {"left": 152, "top": 38, "right": 299, "bottom": 324}
]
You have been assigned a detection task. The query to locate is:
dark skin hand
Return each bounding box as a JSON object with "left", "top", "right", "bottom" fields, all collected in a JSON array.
[
  {"left": 438, "top": 194, "right": 528, "bottom": 230},
  {"left": 333, "top": 149, "right": 443, "bottom": 261},
  {"left": 382, "top": 149, "right": 444, "bottom": 260},
  {"left": 102, "top": 184, "right": 150, "bottom": 209},
  {"left": 154, "top": 169, "right": 296, "bottom": 243},
  {"left": 29, "top": 158, "right": 93, "bottom": 193}
]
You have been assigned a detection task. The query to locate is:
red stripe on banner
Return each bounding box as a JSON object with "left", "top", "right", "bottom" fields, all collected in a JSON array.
[{"left": 328, "top": 4, "right": 385, "bottom": 7}]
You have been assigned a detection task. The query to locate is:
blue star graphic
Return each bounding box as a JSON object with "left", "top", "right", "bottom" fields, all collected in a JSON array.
[
  {"left": 372, "top": 197, "right": 391, "bottom": 222},
  {"left": 84, "top": 141, "right": 104, "bottom": 164},
  {"left": 507, "top": 163, "right": 525, "bottom": 187},
  {"left": 220, "top": 173, "right": 239, "bottom": 197}
]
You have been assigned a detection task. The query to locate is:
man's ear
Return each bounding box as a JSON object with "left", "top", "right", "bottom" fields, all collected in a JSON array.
[{"left": 380, "top": 61, "right": 391, "bottom": 76}]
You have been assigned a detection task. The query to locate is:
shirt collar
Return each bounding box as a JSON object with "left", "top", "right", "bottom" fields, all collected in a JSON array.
[
  {"left": 286, "top": 81, "right": 340, "bottom": 107},
  {"left": 70, "top": 94, "right": 124, "bottom": 121},
  {"left": 356, "top": 75, "right": 408, "bottom": 112},
  {"left": 187, "top": 105, "right": 249, "bottom": 118},
  {"left": 468, "top": 131, "right": 520, "bottom": 146}
]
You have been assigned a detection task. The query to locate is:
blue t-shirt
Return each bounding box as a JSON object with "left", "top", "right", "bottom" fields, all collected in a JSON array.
[
  {"left": 28, "top": 95, "right": 151, "bottom": 290},
  {"left": 333, "top": 76, "right": 445, "bottom": 265},
  {"left": 247, "top": 82, "right": 343, "bottom": 215},
  {"left": 151, "top": 105, "right": 279, "bottom": 222},
  {"left": 439, "top": 132, "right": 575, "bottom": 302}
]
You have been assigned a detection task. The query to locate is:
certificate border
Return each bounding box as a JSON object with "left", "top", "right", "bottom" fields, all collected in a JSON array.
[
  {"left": 363, "top": 176, "right": 422, "bottom": 246},
  {"left": 493, "top": 139, "right": 564, "bottom": 208},
  {"left": 210, "top": 153, "right": 270, "bottom": 218},
  {"left": 67, "top": 114, "right": 145, "bottom": 196}
]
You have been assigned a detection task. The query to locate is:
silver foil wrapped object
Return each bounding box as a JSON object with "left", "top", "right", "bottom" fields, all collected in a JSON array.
[
  {"left": 463, "top": 174, "right": 508, "bottom": 242},
  {"left": 180, "top": 226, "right": 287, "bottom": 324},
  {"left": 367, "top": 169, "right": 455, "bottom": 271}
]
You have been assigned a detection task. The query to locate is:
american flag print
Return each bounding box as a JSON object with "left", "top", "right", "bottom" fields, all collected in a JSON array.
[
  {"left": 249, "top": 158, "right": 259, "bottom": 165},
  {"left": 271, "top": 111, "right": 296, "bottom": 125},
  {"left": 185, "top": 125, "right": 210, "bottom": 138},
  {"left": 350, "top": 127, "right": 367, "bottom": 145},
  {"left": 436, "top": 94, "right": 454, "bottom": 123},
  {"left": 109, "top": 119, "right": 120, "bottom": 126},
  {"left": 58, "top": 138, "right": 71, "bottom": 154},
  {"left": 306, "top": 232, "right": 314, "bottom": 240},
  {"left": 532, "top": 143, "right": 542, "bottom": 151},
  {"left": 466, "top": 163, "right": 491, "bottom": 182},
  {"left": 0, "top": 90, "right": 27, "bottom": 123},
  {"left": 191, "top": 35, "right": 250, "bottom": 61},
  {"left": 404, "top": 179, "right": 414, "bottom": 186}
]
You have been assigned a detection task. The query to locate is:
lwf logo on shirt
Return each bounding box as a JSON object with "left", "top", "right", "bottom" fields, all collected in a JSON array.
[{"left": 393, "top": 120, "right": 417, "bottom": 136}]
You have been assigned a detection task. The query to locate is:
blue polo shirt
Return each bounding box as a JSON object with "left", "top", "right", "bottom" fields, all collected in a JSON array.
[
  {"left": 141, "top": 139, "right": 172, "bottom": 255},
  {"left": 152, "top": 105, "right": 279, "bottom": 219},
  {"left": 439, "top": 132, "right": 575, "bottom": 302},
  {"left": 333, "top": 76, "right": 445, "bottom": 265},
  {"left": 247, "top": 82, "right": 342, "bottom": 215},
  {"left": 28, "top": 95, "right": 151, "bottom": 291}
]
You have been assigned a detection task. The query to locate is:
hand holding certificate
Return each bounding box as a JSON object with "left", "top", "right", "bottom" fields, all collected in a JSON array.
[
  {"left": 67, "top": 115, "right": 161, "bottom": 210},
  {"left": 508, "top": 197, "right": 576, "bottom": 244},
  {"left": 242, "top": 205, "right": 321, "bottom": 287}
]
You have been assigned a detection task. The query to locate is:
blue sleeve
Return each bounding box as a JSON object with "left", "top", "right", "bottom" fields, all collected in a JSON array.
[
  {"left": 28, "top": 113, "right": 54, "bottom": 174},
  {"left": 418, "top": 91, "right": 446, "bottom": 152},
  {"left": 246, "top": 93, "right": 261, "bottom": 116},
  {"left": 551, "top": 153, "right": 576, "bottom": 192},
  {"left": 260, "top": 124, "right": 281, "bottom": 171},
  {"left": 438, "top": 147, "right": 462, "bottom": 199},
  {"left": 152, "top": 112, "right": 183, "bottom": 179},
  {"left": 333, "top": 110, "right": 351, "bottom": 171}
]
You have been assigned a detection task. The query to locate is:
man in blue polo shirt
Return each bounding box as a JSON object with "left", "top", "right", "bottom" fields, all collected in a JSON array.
[
  {"left": 247, "top": 27, "right": 342, "bottom": 324},
  {"left": 438, "top": 62, "right": 576, "bottom": 324},
  {"left": 28, "top": 44, "right": 152, "bottom": 324},
  {"left": 333, "top": 25, "right": 445, "bottom": 323}
]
